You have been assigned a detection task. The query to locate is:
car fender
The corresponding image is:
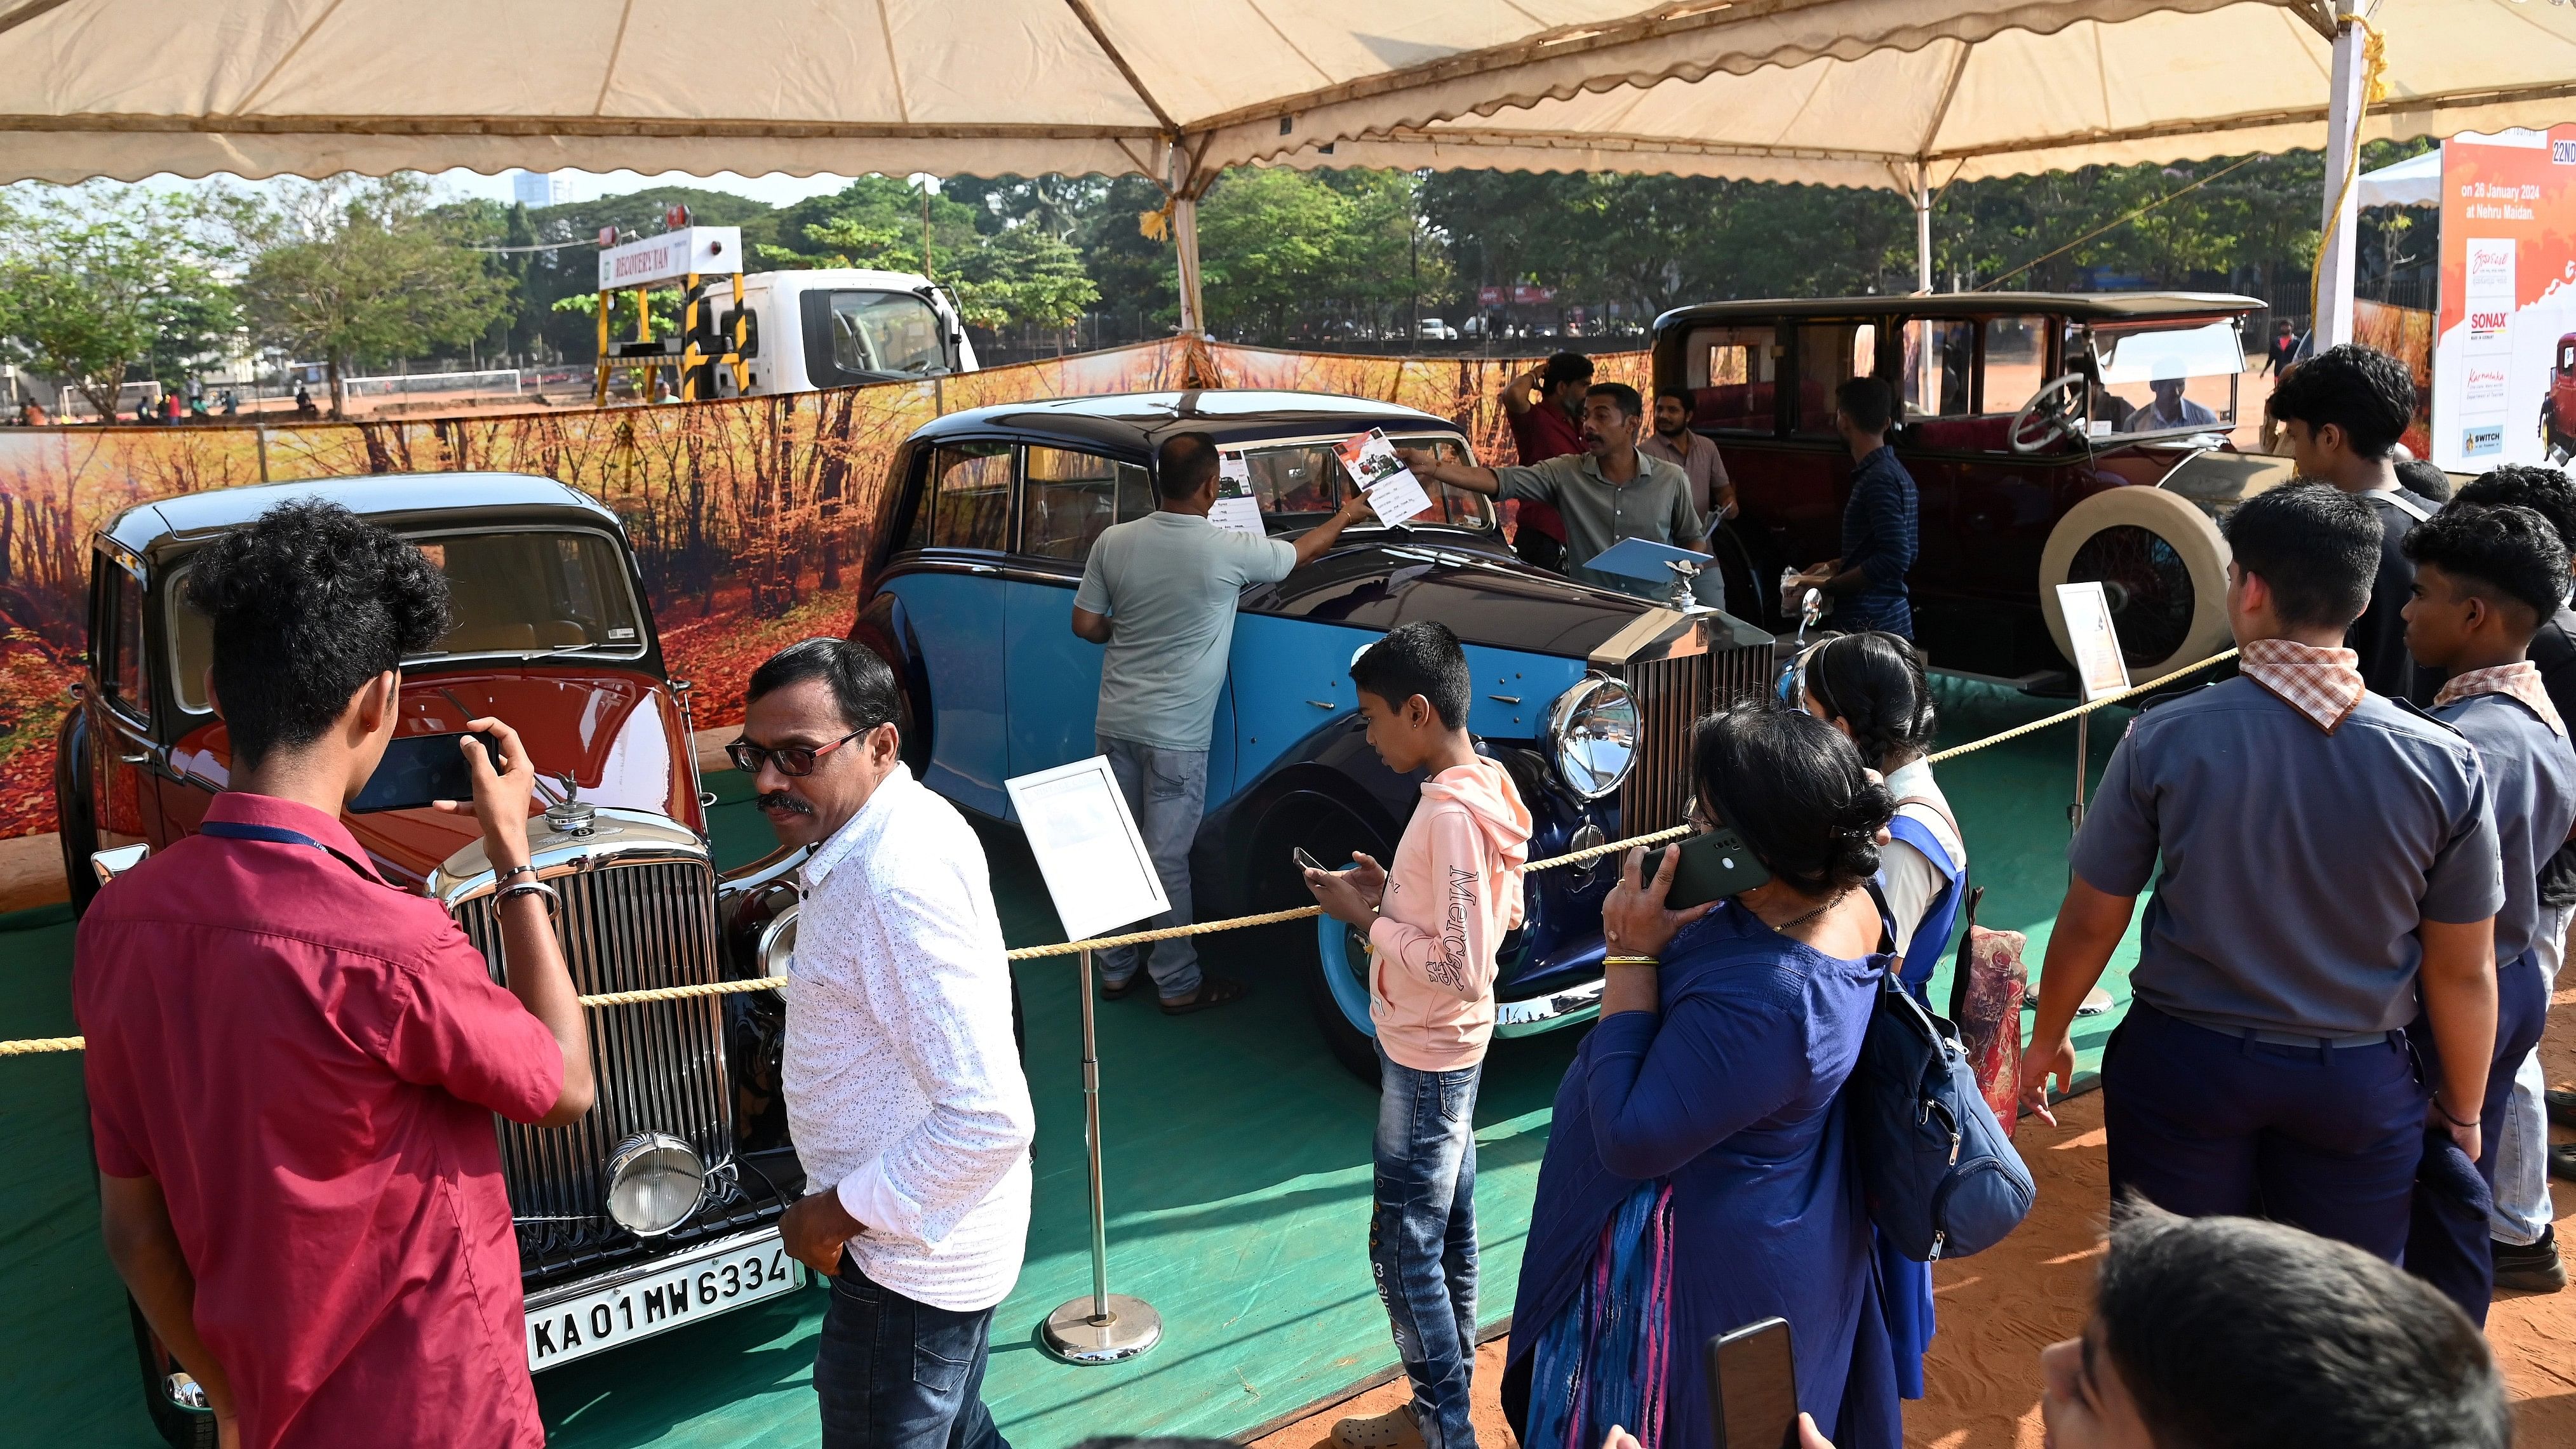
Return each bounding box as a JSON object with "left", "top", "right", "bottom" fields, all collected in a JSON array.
[{"left": 850, "top": 591, "right": 933, "bottom": 773}]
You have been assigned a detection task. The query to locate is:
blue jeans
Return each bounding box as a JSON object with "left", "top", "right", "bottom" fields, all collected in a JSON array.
[
  {"left": 814, "top": 1255, "right": 1009, "bottom": 1449},
  {"left": 2493, "top": 900, "right": 2572, "bottom": 1245},
  {"left": 1373, "top": 1045, "right": 1482, "bottom": 1449},
  {"left": 1096, "top": 735, "right": 1207, "bottom": 1001}
]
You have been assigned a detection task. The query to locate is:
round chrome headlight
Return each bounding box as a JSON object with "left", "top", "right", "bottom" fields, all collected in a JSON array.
[
  {"left": 1546, "top": 677, "right": 1640, "bottom": 799},
  {"left": 755, "top": 907, "right": 798, "bottom": 979},
  {"left": 605, "top": 1133, "right": 705, "bottom": 1238}
]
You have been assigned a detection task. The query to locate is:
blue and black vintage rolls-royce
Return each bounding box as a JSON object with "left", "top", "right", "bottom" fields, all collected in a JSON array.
[{"left": 847, "top": 391, "right": 1773, "bottom": 1075}]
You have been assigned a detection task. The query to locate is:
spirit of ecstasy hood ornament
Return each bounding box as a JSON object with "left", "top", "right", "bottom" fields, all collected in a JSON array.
[{"left": 543, "top": 773, "right": 596, "bottom": 836}]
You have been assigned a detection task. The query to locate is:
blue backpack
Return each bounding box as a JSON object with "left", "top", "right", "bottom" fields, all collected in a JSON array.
[{"left": 1849, "top": 886, "right": 2036, "bottom": 1262}]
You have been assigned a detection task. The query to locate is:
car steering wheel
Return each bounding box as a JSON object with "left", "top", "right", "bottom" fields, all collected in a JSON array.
[{"left": 2009, "top": 373, "right": 2089, "bottom": 454}]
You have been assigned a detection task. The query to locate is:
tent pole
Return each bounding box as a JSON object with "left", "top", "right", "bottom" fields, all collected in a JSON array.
[
  {"left": 1914, "top": 165, "right": 1933, "bottom": 295},
  {"left": 1174, "top": 194, "right": 1205, "bottom": 338},
  {"left": 2314, "top": 15, "right": 2368, "bottom": 350}
]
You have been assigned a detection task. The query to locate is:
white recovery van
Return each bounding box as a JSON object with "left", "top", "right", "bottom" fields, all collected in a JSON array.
[{"left": 690, "top": 268, "right": 981, "bottom": 397}]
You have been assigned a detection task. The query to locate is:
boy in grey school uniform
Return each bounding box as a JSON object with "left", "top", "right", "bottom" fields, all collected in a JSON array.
[
  {"left": 2398, "top": 502, "right": 2576, "bottom": 1319},
  {"left": 1069, "top": 431, "right": 1372, "bottom": 1012},
  {"left": 2021, "top": 484, "right": 2502, "bottom": 1265}
]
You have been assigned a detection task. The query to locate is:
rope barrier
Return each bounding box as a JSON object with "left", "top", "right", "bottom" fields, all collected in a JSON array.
[{"left": 0, "top": 652, "right": 2236, "bottom": 1056}]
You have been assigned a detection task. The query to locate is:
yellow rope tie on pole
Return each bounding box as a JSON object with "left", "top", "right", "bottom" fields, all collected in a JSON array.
[{"left": 0, "top": 654, "right": 2236, "bottom": 1053}]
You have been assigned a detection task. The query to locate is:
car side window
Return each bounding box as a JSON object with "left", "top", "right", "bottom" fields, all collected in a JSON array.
[
  {"left": 1900, "top": 319, "right": 1978, "bottom": 420},
  {"left": 1022, "top": 446, "right": 1148, "bottom": 563},
  {"left": 1981, "top": 315, "right": 2049, "bottom": 415},
  {"left": 1682, "top": 324, "right": 1781, "bottom": 432},
  {"left": 1791, "top": 322, "right": 1878, "bottom": 436},
  {"left": 102, "top": 563, "right": 149, "bottom": 723},
  {"left": 930, "top": 443, "right": 1012, "bottom": 551}
]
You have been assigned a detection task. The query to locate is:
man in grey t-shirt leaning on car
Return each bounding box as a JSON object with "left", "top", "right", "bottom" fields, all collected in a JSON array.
[{"left": 1071, "top": 431, "right": 1374, "bottom": 1012}]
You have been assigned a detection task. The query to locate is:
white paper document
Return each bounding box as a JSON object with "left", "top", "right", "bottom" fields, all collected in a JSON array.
[
  {"left": 1333, "top": 428, "right": 1433, "bottom": 527},
  {"left": 2055, "top": 581, "right": 2131, "bottom": 702},
  {"left": 1209, "top": 453, "right": 1266, "bottom": 536},
  {"left": 1004, "top": 756, "right": 1169, "bottom": 944}
]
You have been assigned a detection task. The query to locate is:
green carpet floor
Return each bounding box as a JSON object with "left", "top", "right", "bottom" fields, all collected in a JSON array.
[{"left": 0, "top": 676, "right": 2149, "bottom": 1447}]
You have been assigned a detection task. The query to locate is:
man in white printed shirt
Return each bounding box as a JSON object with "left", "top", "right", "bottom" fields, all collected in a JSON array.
[{"left": 735, "top": 639, "right": 1035, "bottom": 1449}]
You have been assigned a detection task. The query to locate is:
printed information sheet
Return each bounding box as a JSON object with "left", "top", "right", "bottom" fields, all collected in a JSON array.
[
  {"left": 1209, "top": 453, "right": 1265, "bottom": 536},
  {"left": 1333, "top": 428, "right": 1432, "bottom": 527}
]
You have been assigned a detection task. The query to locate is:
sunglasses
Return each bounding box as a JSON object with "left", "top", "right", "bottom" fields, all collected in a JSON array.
[{"left": 725, "top": 727, "right": 869, "bottom": 777}]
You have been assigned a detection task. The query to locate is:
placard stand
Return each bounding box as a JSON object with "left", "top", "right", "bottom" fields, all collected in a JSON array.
[
  {"left": 2055, "top": 582, "right": 2129, "bottom": 1018},
  {"left": 1038, "top": 947, "right": 1164, "bottom": 1364},
  {"left": 1003, "top": 755, "right": 1172, "bottom": 1367}
]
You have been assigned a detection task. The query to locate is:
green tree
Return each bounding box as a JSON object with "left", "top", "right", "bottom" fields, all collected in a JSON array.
[
  {"left": 0, "top": 185, "right": 239, "bottom": 419},
  {"left": 954, "top": 225, "right": 1099, "bottom": 347},
  {"left": 238, "top": 176, "right": 515, "bottom": 417}
]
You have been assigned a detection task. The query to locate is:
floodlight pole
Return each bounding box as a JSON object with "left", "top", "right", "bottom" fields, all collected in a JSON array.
[
  {"left": 2314, "top": 11, "right": 2372, "bottom": 350},
  {"left": 1040, "top": 947, "right": 1164, "bottom": 1364}
]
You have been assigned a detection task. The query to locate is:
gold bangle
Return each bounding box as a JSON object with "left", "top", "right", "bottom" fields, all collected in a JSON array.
[{"left": 1604, "top": 954, "right": 1660, "bottom": 968}]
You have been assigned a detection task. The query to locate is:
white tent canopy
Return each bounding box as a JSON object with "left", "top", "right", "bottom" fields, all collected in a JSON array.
[
  {"left": 2358, "top": 147, "right": 2442, "bottom": 209},
  {"left": 3, "top": 1, "right": 2572, "bottom": 333}
]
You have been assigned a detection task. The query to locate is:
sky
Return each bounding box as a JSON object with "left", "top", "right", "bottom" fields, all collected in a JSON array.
[{"left": 431, "top": 168, "right": 871, "bottom": 208}]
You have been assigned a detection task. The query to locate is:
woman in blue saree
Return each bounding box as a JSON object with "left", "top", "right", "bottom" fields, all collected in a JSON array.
[{"left": 1504, "top": 706, "right": 1902, "bottom": 1449}]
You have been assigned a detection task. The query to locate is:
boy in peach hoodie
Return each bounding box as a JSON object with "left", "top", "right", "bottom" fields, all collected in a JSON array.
[{"left": 1305, "top": 622, "right": 1531, "bottom": 1449}]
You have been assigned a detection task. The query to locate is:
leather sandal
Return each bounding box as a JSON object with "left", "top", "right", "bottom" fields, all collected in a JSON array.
[{"left": 1160, "top": 975, "right": 1247, "bottom": 1015}]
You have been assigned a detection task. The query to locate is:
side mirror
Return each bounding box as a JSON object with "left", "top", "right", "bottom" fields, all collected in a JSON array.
[{"left": 91, "top": 843, "right": 147, "bottom": 886}]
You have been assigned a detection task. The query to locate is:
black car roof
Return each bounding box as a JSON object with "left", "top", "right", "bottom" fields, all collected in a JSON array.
[
  {"left": 105, "top": 472, "right": 623, "bottom": 558},
  {"left": 910, "top": 390, "right": 1465, "bottom": 457},
  {"left": 1654, "top": 291, "right": 2261, "bottom": 332}
]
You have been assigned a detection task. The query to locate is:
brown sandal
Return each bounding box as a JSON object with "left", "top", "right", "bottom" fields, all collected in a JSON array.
[{"left": 1160, "top": 975, "right": 1248, "bottom": 1015}]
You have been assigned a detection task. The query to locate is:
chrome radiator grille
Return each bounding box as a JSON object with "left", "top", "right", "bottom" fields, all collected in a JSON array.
[
  {"left": 453, "top": 858, "right": 733, "bottom": 1243},
  {"left": 1620, "top": 636, "right": 1774, "bottom": 834}
]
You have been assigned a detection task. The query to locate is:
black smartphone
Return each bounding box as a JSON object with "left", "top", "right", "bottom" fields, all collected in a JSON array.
[
  {"left": 1648, "top": 826, "right": 1771, "bottom": 909},
  {"left": 352, "top": 730, "right": 504, "bottom": 813},
  {"left": 1708, "top": 1316, "right": 1799, "bottom": 1449}
]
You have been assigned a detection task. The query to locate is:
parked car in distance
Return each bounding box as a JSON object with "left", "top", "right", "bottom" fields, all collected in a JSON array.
[
  {"left": 1416, "top": 317, "right": 1458, "bottom": 342},
  {"left": 57, "top": 474, "right": 814, "bottom": 1446},
  {"left": 845, "top": 391, "right": 1773, "bottom": 1076},
  {"left": 1655, "top": 291, "right": 2275, "bottom": 683}
]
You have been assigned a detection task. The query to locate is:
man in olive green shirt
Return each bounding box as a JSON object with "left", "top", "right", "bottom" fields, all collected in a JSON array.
[{"left": 1400, "top": 382, "right": 1707, "bottom": 599}]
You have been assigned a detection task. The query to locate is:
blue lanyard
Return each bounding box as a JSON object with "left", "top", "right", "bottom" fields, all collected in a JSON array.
[{"left": 198, "top": 819, "right": 379, "bottom": 883}]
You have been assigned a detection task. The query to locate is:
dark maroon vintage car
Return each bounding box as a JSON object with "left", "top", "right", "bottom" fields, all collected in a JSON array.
[
  {"left": 1654, "top": 292, "right": 2284, "bottom": 683},
  {"left": 55, "top": 474, "right": 811, "bottom": 1445}
]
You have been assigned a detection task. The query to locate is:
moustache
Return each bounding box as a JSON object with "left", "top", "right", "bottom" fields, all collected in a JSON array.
[{"left": 756, "top": 791, "right": 816, "bottom": 816}]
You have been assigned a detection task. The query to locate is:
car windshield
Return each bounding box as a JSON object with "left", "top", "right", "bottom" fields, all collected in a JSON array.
[
  {"left": 2088, "top": 321, "right": 2243, "bottom": 437},
  {"left": 166, "top": 528, "right": 648, "bottom": 713},
  {"left": 1235, "top": 434, "right": 1493, "bottom": 533},
  {"left": 830, "top": 291, "right": 951, "bottom": 376}
]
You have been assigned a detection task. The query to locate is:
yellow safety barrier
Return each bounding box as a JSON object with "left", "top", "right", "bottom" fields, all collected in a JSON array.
[{"left": 0, "top": 647, "right": 2238, "bottom": 1058}]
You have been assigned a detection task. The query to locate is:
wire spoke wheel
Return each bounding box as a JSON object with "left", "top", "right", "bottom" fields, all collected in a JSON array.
[{"left": 2067, "top": 524, "right": 2196, "bottom": 668}]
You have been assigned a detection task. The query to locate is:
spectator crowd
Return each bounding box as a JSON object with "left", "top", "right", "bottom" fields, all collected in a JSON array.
[{"left": 63, "top": 336, "right": 2560, "bottom": 1449}]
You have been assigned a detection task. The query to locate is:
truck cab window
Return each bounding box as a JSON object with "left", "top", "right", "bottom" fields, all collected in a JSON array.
[
  {"left": 829, "top": 291, "right": 949, "bottom": 377},
  {"left": 1023, "top": 447, "right": 1149, "bottom": 562},
  {"left": 930, "top": 443, "right": 1013, "bottom": 551}
]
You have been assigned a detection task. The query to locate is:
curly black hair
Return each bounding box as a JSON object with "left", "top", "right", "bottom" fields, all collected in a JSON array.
[
  {"left": 1691, "top": 703, "right": 1893, "bottom": 899},
  {"left": 2264, "top": 344, "right": 2417, "bottom": 460},
  {"left": 183, "top": 498, "right": 450, "bottom": 768},
  {"left": 2401, "top": 502, "right": 2572, "bottom": 624},
  {"left": 2454, "top": 462, "right": 2576, "bottom": 552},
  {"left": 1801, "top": 631, "right": 1938, "bottom": 773}
]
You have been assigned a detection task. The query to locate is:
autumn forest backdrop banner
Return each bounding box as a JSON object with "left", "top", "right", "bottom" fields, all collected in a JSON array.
[{"left": 0, "top": 342, "right": 1646, "bottom": 839}]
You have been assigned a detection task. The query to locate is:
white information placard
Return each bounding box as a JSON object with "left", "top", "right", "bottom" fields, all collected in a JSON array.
[
  {"left": 1332, "top": 428, "right": 1433, "bottom": 527},
  {"left": 1209, "top": 453, "right": 1266, "bottom": 537},
  {"left": 1005, "top": 756, "right": 1169, "bottom": 944},
  {"left": 2055, "top": 581, "right": 2131, "bottom": 703}
]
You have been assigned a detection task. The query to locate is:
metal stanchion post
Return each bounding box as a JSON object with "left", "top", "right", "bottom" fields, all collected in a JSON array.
[
  {"left": 2069, "top": 711, "right": 2090, "bottom": 836},
  {"left": 1040, "top": 947, "right": 1162, "bottom": 1363}
]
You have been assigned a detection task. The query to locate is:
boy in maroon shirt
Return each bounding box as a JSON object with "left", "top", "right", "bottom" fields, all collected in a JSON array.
[{"left": 76, "top": 499, "right": 594, "bottom": 1448}]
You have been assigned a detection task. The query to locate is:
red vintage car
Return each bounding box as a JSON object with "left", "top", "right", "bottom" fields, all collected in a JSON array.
[
  {"left": 1653, "top": 292, "right": 2278, "bottom": 682},
  {"left": 2545, "top": 329, "right": 2576, "bottom": 458},
  {"left": 53, "top": 474, "right": 810, "bottom": 1445}
]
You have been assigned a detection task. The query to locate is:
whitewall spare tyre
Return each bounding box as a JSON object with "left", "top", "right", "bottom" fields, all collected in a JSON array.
[{"left": 2039, "top": 484, "right": 2233, "bottom": 681}]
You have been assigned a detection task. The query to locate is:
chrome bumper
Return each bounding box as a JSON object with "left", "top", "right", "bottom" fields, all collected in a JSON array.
[{"left": 1494, "top": 976, "right": 1604, "bottom": 1036}]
